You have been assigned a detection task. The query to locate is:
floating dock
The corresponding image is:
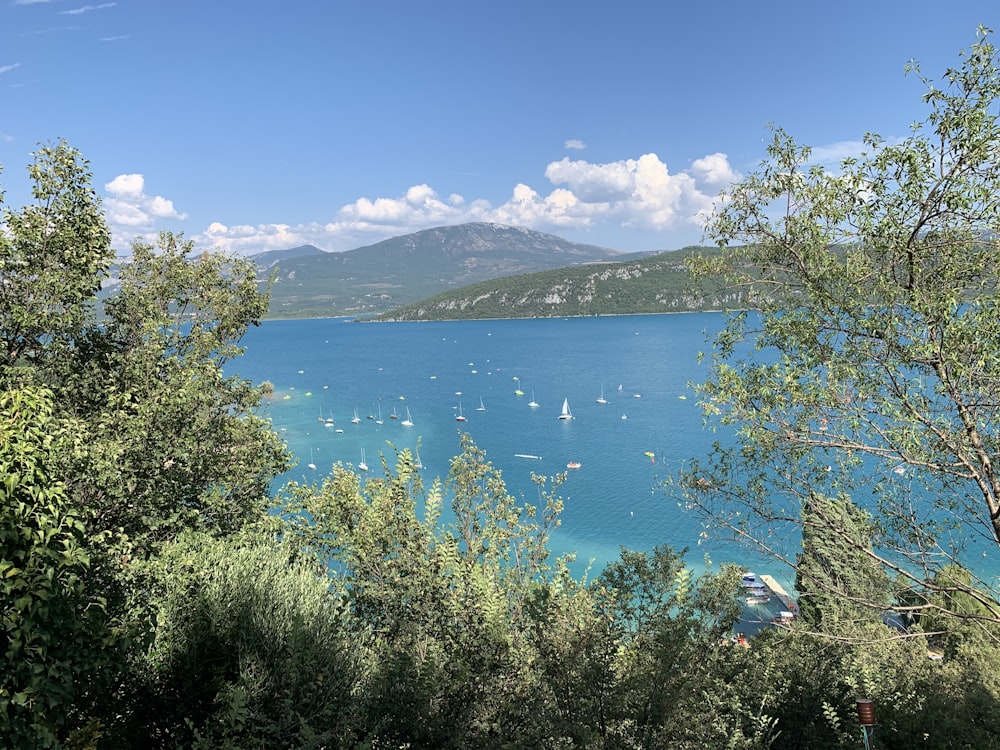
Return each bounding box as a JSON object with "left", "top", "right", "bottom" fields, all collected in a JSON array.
[{"left": 759, "top": 575, "right": 795, "bottom": 610}]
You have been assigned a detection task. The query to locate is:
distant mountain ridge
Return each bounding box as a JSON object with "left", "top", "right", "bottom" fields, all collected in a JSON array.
[
  {"left": 372, "top": 246, "right": 738, "bottom": 321},
  {"left": 255, "top": 222, "right": 627, "bottom": 317}
]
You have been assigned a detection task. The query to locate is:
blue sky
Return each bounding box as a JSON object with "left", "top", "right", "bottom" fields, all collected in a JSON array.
[{"left": 2, "top": 1, "right": 997, "bottom": 256}]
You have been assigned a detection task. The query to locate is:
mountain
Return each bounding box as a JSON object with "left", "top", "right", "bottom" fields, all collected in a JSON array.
[
  {"left": 249, "top": 244, "right": 326, "bottom": 270},
  {"left": 372, "top": 246, "right": 741, "bottom": 321},
  {"left": 258, "top": 223, "right": 624, "bottom": 317}
]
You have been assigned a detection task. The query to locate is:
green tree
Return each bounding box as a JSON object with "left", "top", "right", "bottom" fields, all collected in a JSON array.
[
  {"left": 795, "top": 492, "right": 892, "bottom": 631},
  {"left": 0, "top": 388, "right": 110, "bottom": 749},
  {"left": 55, "top": 230, "right": 289, "bottom": 554},
  {"left": 686, "top": 27, "right": 1000, "bottom": 628},
  {"left": 0, "top": 141, "right": 112, "bottom": 379},
  {"left": 279, "top": 436, "right": 567, "bottom": 748},
  {"left": 112, "top": 530, "right": 358, "bottom": 749}
]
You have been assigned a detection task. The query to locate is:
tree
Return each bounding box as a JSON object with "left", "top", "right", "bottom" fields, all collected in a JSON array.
[
  {"left": 0, "top": 141, "right": 112, "bottom": 379},
  {"left": 113, "top": 530, "right": 358, "bottom": 749},
  {"left": 685, "top": 27, "right": 1000, "bottom": 629},
  {"left": 55, "top": 230, "right": 290, "bottom": 554},
  {"left": 278, "top": 436, "right": 567, "bottom": 748},
  {"left": 795, "top": 492, "right": 892, "bottom": 631},
  {"left": 0, "top": 388, "right": 111, "bottom": 749}
]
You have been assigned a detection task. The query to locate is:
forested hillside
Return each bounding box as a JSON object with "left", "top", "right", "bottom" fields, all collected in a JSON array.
[{"left": 373, "top": 246, "right": 739, "bottom": 320}]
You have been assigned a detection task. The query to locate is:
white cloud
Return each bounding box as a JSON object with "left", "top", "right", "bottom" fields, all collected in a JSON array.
[
  {"left": 564, "top": 139, "right": 586, "bottom": 150},
  {"left": 0, "top": 63, "right": 21, "bottom": 75},
  {"left": 104, "top": 173, "right": 187, "bottom": 243},
  {"left": 106, "top": 173, "right": 144, "bottom": 196},
  {"left": 689, "top": 152, "right": 739, "bottom": 189},
  {"left": 807, "top": 140, "right": 867, "bottom": 167},
  {"left": 60, "top": 3, "right": 116, "bottom": 16},
  {"left": 110, "top": 150, "right": 744, "bottom": 255}
]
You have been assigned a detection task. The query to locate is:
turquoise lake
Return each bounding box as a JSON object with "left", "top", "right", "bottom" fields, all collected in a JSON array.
[
  {"left": 231, "top": 313, "right": 782, "bottom": 588},
  {"left": 229, "top": 311, "right": 1000, "bottom": 625}
]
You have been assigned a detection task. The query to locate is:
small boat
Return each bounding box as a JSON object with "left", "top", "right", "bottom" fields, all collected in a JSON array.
[
  {"left": 358, "top": 448, "right": 368, "bottom": 472},
  {"left": 596, "top": 385, "right": 607, "bottom": 404},
  {"left": 375, "top": 402, "right": 384, "bottom": 425},
  {"left": 351, "top": 407, "right": 361, "bottom": 424},
  {"left": 455, "top": 403, "right": 467, "bottom": 422},
  {"left": 390, "top": 406, "right": 399, "bottom": 420},
  {"left": 307, "top": 448, "right": 317, "bottom": 471},
  {"left": 566, "top": 461, "right": 581, "bottom": 469},
  {"left": 528, "top": 390, "right": 539, "bottom": 408},
  {"left": 402, "top": 408, "right": 413, "bottom": 427},
  {"left": 745, "top": 593, "right": 771, "bottom": 605},
  {"left": 772, "top": 611, "right": 795, "bottom": 626},
  {"left": 476, "top": 398, "right": 486, "bottom": 412},
  {"left": 414, "top": 451, "right": 423, "bottom": 469},
  {"left": 558, "top": 398, "right": 573, "bottom": 420},
  {"left": 515, "top": 453, "right": 542, "bottom": 460}
]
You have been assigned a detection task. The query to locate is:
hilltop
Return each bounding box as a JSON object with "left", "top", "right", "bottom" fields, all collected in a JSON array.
[{"left": 255, "top": 222, "right": 627, "bottom": 318}]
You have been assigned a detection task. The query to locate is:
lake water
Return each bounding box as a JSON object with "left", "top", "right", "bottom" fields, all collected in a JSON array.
[
  {"left": 232, "top": 313, "right": 781, "bottom": 588},
  {"left": 230, "top": 311, "right": 1000, "bottom": 626}
]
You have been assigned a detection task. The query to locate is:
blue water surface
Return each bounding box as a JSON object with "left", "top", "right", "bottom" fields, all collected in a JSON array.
[{"left": 231, "top": 313, "right": 777, "bottom": 584}]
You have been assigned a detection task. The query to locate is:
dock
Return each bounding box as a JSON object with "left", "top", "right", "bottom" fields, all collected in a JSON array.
[{"left": 759, "top": 575, "right": 795, "bottom": 610}]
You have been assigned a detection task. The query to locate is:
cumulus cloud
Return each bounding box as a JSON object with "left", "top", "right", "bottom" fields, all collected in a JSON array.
[
  {"left": 104, "top": 173, "right": 187, "bottom": 245},
  {"left": 564, "top": 139, "right": 586, "bottom": 150},
  {"left": 112, "top": 149, "right": 745, "bottom": 256}
]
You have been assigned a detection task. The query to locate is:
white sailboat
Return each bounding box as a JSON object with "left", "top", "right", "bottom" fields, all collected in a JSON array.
[
  {"left": 375, "top": 401, "right": 384, "bottom": 425},
  {"left": 476, "top": 397, "right": 487, "bottom": 412},
  {"left": 351, "top": 406, "right": 361, "bottom": 424},
  {"left": 358, "top": 448, "right": 368, "bottom": 472},
  {"left": 528, "top": 390, "right": 540, "bottom": 408},
  {"left": 596, "top": 385, "right": 607, "bottom": 404},
  {"left": 558, "top": 398, "right": 573, "bottom": 420},
  {"left": 455, "top": 402, "right": 467, "bottom": 422},
  {"left": 402, "top": 407, "right": 413, "bottom": 427},
  {"left": 307, "top": 448, "right": 317, "bottom": 470}
]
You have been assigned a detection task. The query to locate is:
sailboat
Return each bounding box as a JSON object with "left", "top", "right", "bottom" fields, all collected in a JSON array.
[
  {"left": 528, "top": 390, "right": 539, "bottom": 408},
  {"left": 402, "top": 407, "right": 413, "bottom": 427},
  {"left": 375, "top": 401, "right": 384, "bottom": 425},
  {"left": 358, "top": 448, "right": 368, "bottom": 472},
  {"left": 476, "top": 397, "right": 487, "bottom": 412},
  {"left": 455, "top": 402, "right": 467, "bottom": 422},
  {"left": 351, "top": 406, "right": 361, "bottom": 424},
  {"left": 596, "top": 385, "right": 608, "bottom": 404},
  {"left": 390, "top": 405, "right": 399, "bottom": 420},
  {"left": 558, "top": 398, "right": 574, "bottom": 420},
  {"left": 307, "top": 448, "right": 317, "bottom": 470}
]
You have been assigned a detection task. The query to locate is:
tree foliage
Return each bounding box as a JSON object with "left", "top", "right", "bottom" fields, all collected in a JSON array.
[
  {"left": 686, "top": 26, "right": 1000, "bottom": 630},
  {"left": 0, "top": 388, "right": 109, "bottom": 748},
  {"left": 0, "top": 141, "right": 112, "bottom": 375}
]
